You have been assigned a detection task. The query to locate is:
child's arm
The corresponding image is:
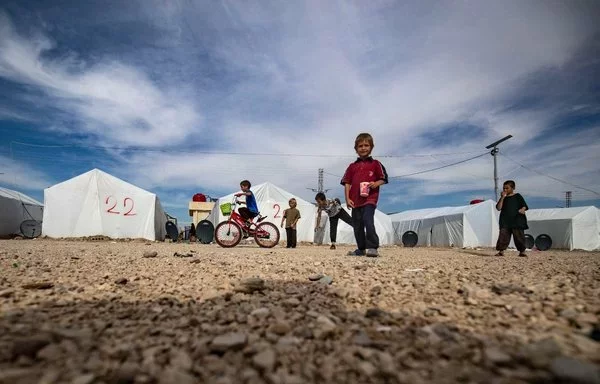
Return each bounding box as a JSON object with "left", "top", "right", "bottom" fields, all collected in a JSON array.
[
  {"left": 518, "top": 194, "right": 528, "bottom": 214},
  {"left": 292, "top": 211, "right": 300, "bottom": 228},
  {"left": 344, "top": 183, "right": 354, "bottom": 208},
  {"left": 496, "top": 191, "right": 507, "bottom": 211},
  {"left": 281, "top": 209, "right": 287, "bottom": 228}
]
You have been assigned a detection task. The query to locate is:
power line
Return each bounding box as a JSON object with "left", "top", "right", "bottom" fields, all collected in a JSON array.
[
  {"left": 500, "top": 153, "right": 600, "bottom": 197},
  {"left": 389, "top": 152, "right": 489, "bottom": 179},
  {"left": 9, "top": 141, "right": 485, "bottom": 159}
]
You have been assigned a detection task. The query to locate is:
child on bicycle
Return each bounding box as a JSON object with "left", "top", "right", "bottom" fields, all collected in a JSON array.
[{"left": 234, "top": 180, "right": 259, "bottom": 227}]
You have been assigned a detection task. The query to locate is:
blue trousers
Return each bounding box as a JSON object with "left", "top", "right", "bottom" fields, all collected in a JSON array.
[{"left": 351, "top": 204, "right": 379, "bottom": 250}]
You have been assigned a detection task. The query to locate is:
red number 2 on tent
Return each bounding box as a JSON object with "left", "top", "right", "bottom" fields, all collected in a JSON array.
[
  {"left": 105, "top": 196, "right": 136, "bottom": 216},
  {"left": 273, "top": 204, "right": 281, "bottom": 218}
]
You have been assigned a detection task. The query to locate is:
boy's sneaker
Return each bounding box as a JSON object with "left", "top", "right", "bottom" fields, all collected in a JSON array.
[
  {"left": 330, "top": 244, "right": 336, "bottom": 250},
  {"left": 347, "top": 249, "right": 365, "bottom": 256},
  {"left": 366, "top": 248, "right": 379, "bottom": 257}
]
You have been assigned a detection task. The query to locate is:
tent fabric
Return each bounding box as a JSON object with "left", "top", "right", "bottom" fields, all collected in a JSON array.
[
  {"left": 42, "top": 169, "right": 167, "bottom": 241},
  {"left": 389, "top": 200, "right": 499, "bottom": 248},
  {"left": 207, "top": 182, "right": 394, "bottom": 245},
  {"left": 524, "top": 206, "right": 600, "bottom": 251},
  {"left": 0, "top": 187, "right": 44, "bottom": 238}
]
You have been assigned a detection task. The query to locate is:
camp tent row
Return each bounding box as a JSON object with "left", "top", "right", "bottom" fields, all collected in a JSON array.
[
  {"left": 2, "top": 169, "right": 598, "bottom": 250},
  {"left": 389, "top": 201, "right": 600, "bottom": 251}
]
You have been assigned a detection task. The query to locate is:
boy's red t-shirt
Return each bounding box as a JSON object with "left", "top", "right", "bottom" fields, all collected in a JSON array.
[{"left": 341, "top": 157, "right": 388, "bottom": 207}]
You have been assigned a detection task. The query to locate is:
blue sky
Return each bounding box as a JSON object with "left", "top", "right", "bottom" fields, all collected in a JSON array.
[{"left": 1, "top": 0, "right": 599, "bottom": 224}]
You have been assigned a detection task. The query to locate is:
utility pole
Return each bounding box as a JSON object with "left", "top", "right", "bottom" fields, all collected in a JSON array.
[
  {"left": 485, "top": 135, "right": 513, "bottom": 199},
  {"left": 307, "top": 168, "right": 330, "bottom": 194},
  {"left": 565, "top": 191, "right": 572, "bottom": 208}
]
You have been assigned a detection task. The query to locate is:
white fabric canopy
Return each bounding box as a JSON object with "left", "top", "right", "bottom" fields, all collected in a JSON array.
[
  {"left": 0, "top": 187, "right": 44, "bottom": 237},
  {"left": 389, "top": 200, "right": 499, "bottom": 248},
  {"left": 524, "top": 206, "right": 600, "bottom": 251},
  {"left": 42, "top": 169, "right": 167, "bottom": 241},
  {"left": 208, "top": 182, "right": 394, "bottom": 245}
]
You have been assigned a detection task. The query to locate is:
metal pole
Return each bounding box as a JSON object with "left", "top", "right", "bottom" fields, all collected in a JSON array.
[{"left": 493, "top": 147, "right": 499, "bottom": 199}]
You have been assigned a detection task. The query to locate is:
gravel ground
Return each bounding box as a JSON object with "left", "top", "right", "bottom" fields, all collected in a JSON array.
[{"left": 1, "top": 239, "right": 599, "bottom": 384}]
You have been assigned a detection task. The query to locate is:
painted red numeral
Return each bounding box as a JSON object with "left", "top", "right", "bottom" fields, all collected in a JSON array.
[
  {"left": 273, "top": 203, "right": 281, "bottom": 218},
  {"left": 105, "top": 196, "right": 120, "bottom": 214},
  {"left": 123, "top": 197, "right": 136, "bottom": 216}
]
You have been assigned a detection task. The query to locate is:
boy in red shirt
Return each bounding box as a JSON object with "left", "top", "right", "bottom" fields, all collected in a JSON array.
[{"left": 341, "top": 133, "right": 388, "bottom": 257}]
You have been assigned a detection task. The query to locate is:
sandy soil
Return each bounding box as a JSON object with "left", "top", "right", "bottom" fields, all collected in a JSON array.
[{"left": 1, "top": 239, "right": 599, "bottom": 384}]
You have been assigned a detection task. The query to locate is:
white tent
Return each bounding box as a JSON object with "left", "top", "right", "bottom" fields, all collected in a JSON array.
[
  {"left": 524, "top": 206, "right": 600, "bottom": 251},
  {"left": 0, "top": 187, "right": 44, "bottom": 238},
  {"left": 42, "top": 169, "right": 167, "bottom": 241},
  {"left": 208, "top": 182, "right": 317, "bottom": 243},
  {"left": 389, "top": 200, "right": 499, "bottom": 248},
  {"left": 208, "top": 182, "right": 395, "bottom": 245},
  {"left": 320, "top": 206, "right": 395, "bottom": 246}
]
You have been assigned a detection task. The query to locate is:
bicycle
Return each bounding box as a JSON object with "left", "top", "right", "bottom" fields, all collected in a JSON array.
[{"left": 214, "top": 198, "right": 280, "bottom": 248}]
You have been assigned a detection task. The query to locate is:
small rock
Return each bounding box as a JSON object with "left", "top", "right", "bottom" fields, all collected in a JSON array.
[
  {"left": 115, "top": 278, "right": 128, "bottom": 285},
  {"left": 549, "top": 356, "right": 600, "bottom": 384},
  {"left": 0, "top": 288, "right": 15, "bottom": 298},
  {"left": 143, "top": 251, "right": 158, "bottom": 258},
  {"left": 370, "top": 285, "right": 382, "bottom": 296},
  {"left": 71, "top": 373, "right": 95, "bottom": 384},
  {"left": 158, "top": 368, "right": 196, "bottom": 384},
  {"left": 491, "top": 283, "right": 530, "bottom": 295},
  {"left": 358, "top": 361, "right": 377, "bottom": 377},
  {"left": 365, "top": 308, "right": 387, "bottom": 318},
  {"left": 21, "top": 282, "right": 54, "bottom": 290},
  {"left": 283, "top": 298, "right": 301, "bottom": 307},
  {"left": 318, "top": 275, "right": 333, "bottom": 285},
  {"left": 171, "top": 349, "right": 193, "bottom": 371},
  {"left": 484, "top": 346, "right": 512, "bottom": 365},
  {"left": 250, "top": 307, "right": 270, "bottom": 318},
  {"left": 314, "top": 315, "right": 337, "bottom": 339},
  {"left": 519, "top": 337, "right": 563, "bottom": 368},
  {"left": 269, "top": 321, "right": 292, "bottom": 335},
  {"left": 12, "top": 336, "right": 52, "bottom": 358},
  {"left": 354, "top": 331, "right": 374, "bottom": 347},
  {"left": 252, "top": 348, "right": 277, "bottom": 371},
  {"left": 560, "top": 308, "right": 579, "bottom": 321},
  {"left": 210, "top": 333, "right": 248, "bottom": 353},
  {"left": 234, "top": 277, "right": 265, "bottom": 293},
  {"left": 308, "top": 274, "right": 324, "bottom": 281}
]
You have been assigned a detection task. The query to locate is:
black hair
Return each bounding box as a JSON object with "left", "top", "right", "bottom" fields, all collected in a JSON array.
[
  {"left": 240, "top": 180, "right": 251, "bottom": 188},
  {"left": 315, "top": 192, "right": 326, "bottom": 201},
  {"left": 503, "top": 180, "right": 515, "bottom": 189}
]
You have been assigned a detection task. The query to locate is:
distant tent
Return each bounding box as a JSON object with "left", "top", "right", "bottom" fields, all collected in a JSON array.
[
  {"left": 524, "top": 206, "right": 600, "bottom": 251},
  {"left": 389, "top": 200, "right": 499, "bottom": 248},
  {"left": 208, "top": 182, "right": 395, "bottom": 245},
  {"left": 0, "top": 187, "right": 44, "bottom": 238},
  {"left": 42, "top": 169, "right": 167, "bottom": 241},
  {"left": 208, "top": 182, "right": 317, "bottom": 243}
]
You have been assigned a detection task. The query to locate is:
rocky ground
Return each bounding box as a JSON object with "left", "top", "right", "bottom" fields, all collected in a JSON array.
[{"left": 0, "top": 239, "right": 599, "bottom": 384}]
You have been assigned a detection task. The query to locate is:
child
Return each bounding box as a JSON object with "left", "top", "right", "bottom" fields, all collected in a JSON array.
[
  {"left": 341, "top": 133, "right": 388, "bottom": 257},
  {"left": 281, "top": 198, "right": 301, "bottom": 248},
  {"left": 234, "top": 180, "right": 259, "bottom": 227},
  {"left": 495, "top": 180, "right": 528, "bottom": 257},
  {"left": 315, "top": 193, "right": 353, "bottom": 250}
]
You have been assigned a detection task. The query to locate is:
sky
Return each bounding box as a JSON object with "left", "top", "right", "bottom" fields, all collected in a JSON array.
[{"left": 0, "top": 0, "right": 599, "bottom": 224}]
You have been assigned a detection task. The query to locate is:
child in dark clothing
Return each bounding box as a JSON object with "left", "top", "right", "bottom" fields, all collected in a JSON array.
[
  {"left": 314, "top": 192, "right": 352, "bottom": 250},
  {"left": 281, "top": 198, "right": 301, "bottom": 248},
  {"left": 495, "top": 180, "right": 529, "bottom": 257},
  {"left": 341, "top": 133, "right": 388, "bottom": 257}
]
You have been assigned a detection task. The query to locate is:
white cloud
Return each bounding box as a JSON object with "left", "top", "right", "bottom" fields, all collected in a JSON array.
[
  {"left": 0, "top": 155, "right": 54, "bottom": 190},
  {"left": 0, "top": 1, "right": 599, "bottom": 217}
]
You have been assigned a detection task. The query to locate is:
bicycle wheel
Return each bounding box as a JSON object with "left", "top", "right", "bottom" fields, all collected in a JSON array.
[
  {"left": 214, "top": 221, "right": 243, "bottom": 248},
  {"left": 254, "top": 222, "right": 280, "bottom": 248}
]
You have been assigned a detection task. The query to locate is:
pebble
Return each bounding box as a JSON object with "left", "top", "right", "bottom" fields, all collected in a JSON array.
[
  {"left": 114, "top": 278, "right": 128, "bottom": 285},
  {"left": 234, "top": 277, "right": 266, "bottom": 293},
  {"left": 0, "top": 288, "right": 15, "bottom": 298},
  {"left": 210, "top": 333, "right": 248, "bottom": 353},
  {"left": 549, "top": 356, "right": 600, "bottom": 384},
  {"left": 252, "top": 348, "right": 277, "bottom": 371},
  {"left": 142, "top": 251, "right": 158, "bottom": 258},
  {"left": 21, "top": 282, "right": 54, "bottom": 289}
]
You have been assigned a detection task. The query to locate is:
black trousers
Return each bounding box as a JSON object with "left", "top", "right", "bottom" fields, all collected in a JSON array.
[
  {"left": 286, "top": 227, "right": 297, "bottom": 248},
  {"left": 496, "top": 228, "right": 526, "bottom": 252},
  {"left": 329, "top": 209, "right": 353, "bottom": 243},
  {"left": 352, "top": 205, "right": 379, "bottom": 250}
]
